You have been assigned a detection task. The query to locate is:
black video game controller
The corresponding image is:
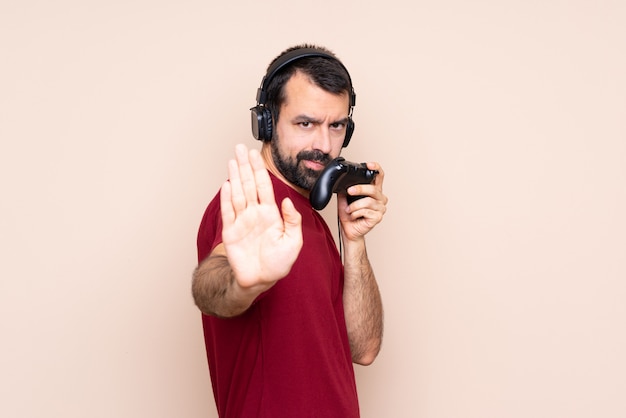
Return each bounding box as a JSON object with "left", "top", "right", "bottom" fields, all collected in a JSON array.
[{"left": 309, "top": 157, "right": 378, "bottom": 210}]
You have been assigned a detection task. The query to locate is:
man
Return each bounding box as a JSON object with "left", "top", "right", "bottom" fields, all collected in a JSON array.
[{"left": 192, "top": 44, "right": 388, "bottom": 417}]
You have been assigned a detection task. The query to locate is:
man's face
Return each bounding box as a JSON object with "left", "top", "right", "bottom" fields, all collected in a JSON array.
[{"left": 271, "top": 71, "right": 350, "bottom": 191}]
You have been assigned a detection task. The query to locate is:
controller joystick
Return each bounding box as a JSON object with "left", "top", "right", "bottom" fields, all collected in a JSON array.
[{"left": 309, "top": 157, "right": 378, "bottom": 210}]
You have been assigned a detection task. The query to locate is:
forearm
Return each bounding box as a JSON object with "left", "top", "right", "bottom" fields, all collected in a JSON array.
[
  {"left": 192, "top": 251, "right": 265, "bottom": 318},
  {"left": 342, "top": 237, "right": 384, "bottom": 365}
]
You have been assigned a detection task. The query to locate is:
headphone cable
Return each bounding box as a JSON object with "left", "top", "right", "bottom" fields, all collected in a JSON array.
[{"left": 337, "top": 215, "right": 344, "bottom": 263}]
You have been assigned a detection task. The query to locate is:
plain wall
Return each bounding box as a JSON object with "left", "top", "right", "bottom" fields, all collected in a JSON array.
[{"left": 1, "top": 1, "right": 625, "bottom": 417}]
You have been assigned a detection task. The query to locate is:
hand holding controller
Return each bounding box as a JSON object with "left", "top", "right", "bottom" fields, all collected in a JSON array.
[{"left": 309, "top": 157, "right": 379, "bottom": 210}]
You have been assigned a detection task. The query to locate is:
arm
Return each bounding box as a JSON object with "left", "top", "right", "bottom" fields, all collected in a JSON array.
[
  {"left": 338, "top": 162, "right": 388, "bottom": 365},
  {"left": 192, "top": 244, "right": 272, "bottom": 318},
  {"left": 191, "top": 144, "right": 303, "bottom": 318},
  {"left": 341, "top": 237, "right": 384, "bottom": 365}
]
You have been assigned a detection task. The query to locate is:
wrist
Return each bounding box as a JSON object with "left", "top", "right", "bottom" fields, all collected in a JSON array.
[{"left": 230, "top": 276, "right": 274, "bottom": 307}]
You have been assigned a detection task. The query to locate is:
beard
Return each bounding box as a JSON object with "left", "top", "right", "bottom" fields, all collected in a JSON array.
[{"left": 270, "top": 135, "right": 332, "bottom": 191}]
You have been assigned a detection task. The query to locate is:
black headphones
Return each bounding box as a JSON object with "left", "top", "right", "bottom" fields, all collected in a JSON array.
[{"left": 250, "top": 47, "right": 356, "bottom": 148}]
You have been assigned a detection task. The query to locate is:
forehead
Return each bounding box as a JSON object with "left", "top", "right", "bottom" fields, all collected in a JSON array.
[{"left": 281, "top": 71, "right": 349, "bottom": 114}]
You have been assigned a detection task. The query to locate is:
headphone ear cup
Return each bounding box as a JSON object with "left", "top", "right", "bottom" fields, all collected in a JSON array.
[
  {"left": 250, "top": 106, "right": 273, "bottom": 141},
  {"left": 343, "top": 118, "right": 355, "bottom": 148},
  {"left": 263, "top": 108, "right": 273, "bottom": 141}
]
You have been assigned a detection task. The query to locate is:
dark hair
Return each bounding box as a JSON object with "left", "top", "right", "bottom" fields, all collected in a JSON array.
[{"left": 264, "top": 44, "right": 353, "bottom": 126}]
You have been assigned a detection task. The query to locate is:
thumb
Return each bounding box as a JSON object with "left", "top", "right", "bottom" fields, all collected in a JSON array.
[{"left": 281, "top": 198, "right": 303, "bottom": 239}]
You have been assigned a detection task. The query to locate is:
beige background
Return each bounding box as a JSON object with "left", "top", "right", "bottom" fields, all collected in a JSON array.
[{"left": 1, "top": 1, "right": 625, "bottom": 417}]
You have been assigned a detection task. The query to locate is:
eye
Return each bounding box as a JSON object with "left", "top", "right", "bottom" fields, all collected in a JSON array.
[
  {"left": 299, "top": 121, "right": 311, "bottom": 128},
  {"left": 330, "top": 122, "right": 346, "bottom": 130}
]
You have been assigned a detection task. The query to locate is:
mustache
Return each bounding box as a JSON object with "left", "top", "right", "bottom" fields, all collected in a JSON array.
[{"left": 296, "top": 150, "right": 332, "bottom": 166}]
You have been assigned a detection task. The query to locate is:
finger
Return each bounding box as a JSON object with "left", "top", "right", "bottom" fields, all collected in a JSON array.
[
  {"left": 227, "top": 158, "right": 247, "bottom": 213},
  {"left": 281, "top": 198, "right": 303, "bottom": 243},
  {"left": 220, "top": 180, "right": 235, "bottom": 226},
  {"left": 249, "top": 148, "right": 275, "bottom": 205},
  {"left": 234, "top": 144, "right": 259, "bottom": 205},
  {"left": 366, "top": 162, "right": 385, "bottom": 187}
]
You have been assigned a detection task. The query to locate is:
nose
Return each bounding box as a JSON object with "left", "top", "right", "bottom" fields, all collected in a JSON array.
[{"left": 312, "top": 126, "right": 332, "bottom": 154}]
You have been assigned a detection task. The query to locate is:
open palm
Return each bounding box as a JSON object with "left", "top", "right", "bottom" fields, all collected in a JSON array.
[{"left": 220, "top": 145, "right": 303, "bottom": 289}]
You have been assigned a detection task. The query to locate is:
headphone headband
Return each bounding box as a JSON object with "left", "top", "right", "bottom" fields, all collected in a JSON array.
[{"left": 255, "top": 47, "right": 356, "bottom": 107}]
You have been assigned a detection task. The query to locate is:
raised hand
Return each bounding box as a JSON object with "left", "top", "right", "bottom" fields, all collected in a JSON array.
[{"left": 220, "top": 144, "right": 303, "bottom": 290}]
